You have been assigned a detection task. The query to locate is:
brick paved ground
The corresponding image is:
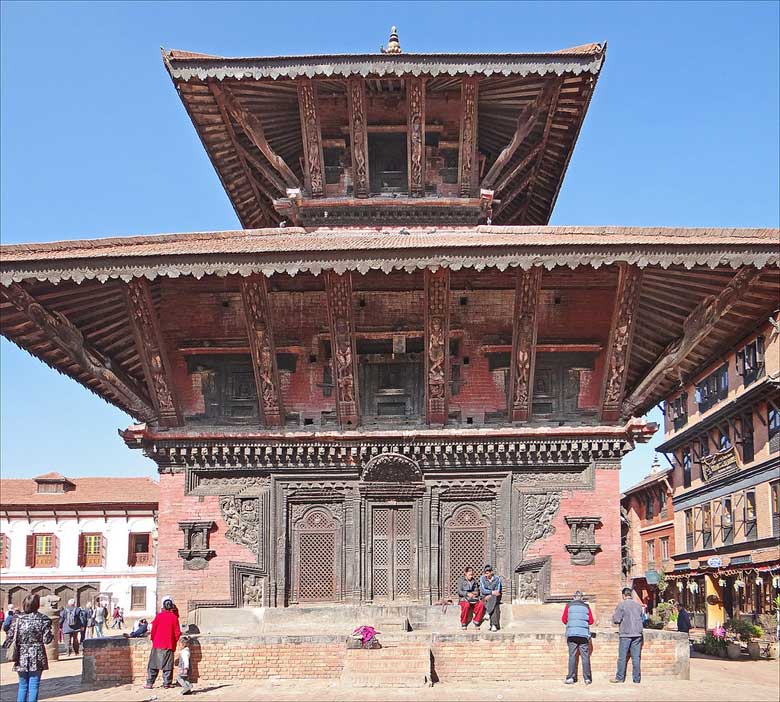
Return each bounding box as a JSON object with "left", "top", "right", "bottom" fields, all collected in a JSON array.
[{"left": 1, "top": 652, "right": 778, "bottom": 701}]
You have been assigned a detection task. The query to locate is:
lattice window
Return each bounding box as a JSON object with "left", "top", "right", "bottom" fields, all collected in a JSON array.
[
  {"left": 444, "top": 506, "right": 488, "bottom": 598},
  {"left": 295, "top": 508, "right": 338, "bottom": 603}
]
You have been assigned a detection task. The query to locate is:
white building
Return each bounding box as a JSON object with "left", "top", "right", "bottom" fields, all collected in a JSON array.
[{"left": 0, "top": 472, "right": 158, "bottom": 617}]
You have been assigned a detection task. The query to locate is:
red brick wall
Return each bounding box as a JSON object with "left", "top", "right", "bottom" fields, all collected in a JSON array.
[
  {"left": 157, "top": 472, "right": 255, "bottom": 619},
  {"left": 525, "top": 469, "right": 621, "bottom": 618}
]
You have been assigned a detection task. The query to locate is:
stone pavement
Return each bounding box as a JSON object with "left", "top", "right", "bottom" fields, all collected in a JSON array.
[{"left": 1, "top": 652, "right": 778, "bottom": 701}]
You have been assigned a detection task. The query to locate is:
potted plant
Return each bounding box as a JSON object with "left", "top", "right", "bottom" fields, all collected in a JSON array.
[
  {"left": 702, "top": 631, "right": 727, "bottom": 657},
  {"left": 726, "top": 619, "right": 764, "bottom": 659}
]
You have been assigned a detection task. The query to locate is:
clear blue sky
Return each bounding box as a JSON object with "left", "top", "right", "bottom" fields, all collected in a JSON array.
[{"left": 1, "top": 1, "right": 778, "bottom": 488}]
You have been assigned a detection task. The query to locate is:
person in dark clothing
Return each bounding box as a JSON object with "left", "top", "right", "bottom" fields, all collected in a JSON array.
[
  {"left": 610, "top": 588, "right": 644, "bottom": 684},
  {"left": 676, "top": 603, "right": 692, "bottom": 634},
  {"left": 59, "top": 600, "right": 84, "bottom": 656},
  {"left": 562, "top": 590, "right": 594, "bottom": 685},
  {"left": 6, "top": 594, "right": 54, "bottom": 702},
  {"left": 479, "top": 565, "right": 502, "bottom": 632},
  {"left": 125, "top": 619, "right": 149, "bottom": 638},
  {"left": 456, "top": 567, "right": 485, "bottom": 630}
]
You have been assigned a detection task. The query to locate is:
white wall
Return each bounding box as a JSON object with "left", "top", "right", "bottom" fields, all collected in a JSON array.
[{"left": 0, "top": 514, "right": 157, "bottom": 616}]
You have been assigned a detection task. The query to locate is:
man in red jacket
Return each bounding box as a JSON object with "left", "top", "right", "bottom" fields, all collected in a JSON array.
[{"left": 144, "top": 595, "right": 181, "bottom": 689}]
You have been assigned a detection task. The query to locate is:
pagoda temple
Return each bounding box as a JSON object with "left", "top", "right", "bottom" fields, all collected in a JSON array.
[{"left": 2, "top": 30, "right": 778, "bottom": 624}]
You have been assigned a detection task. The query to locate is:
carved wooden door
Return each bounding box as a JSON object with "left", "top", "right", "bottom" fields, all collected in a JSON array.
[
  {"left": 443, "top": 506, "right": 488, "bottom": 598},
  {"left": 371, "top": 506, "right": 414, "bottom": 601}
]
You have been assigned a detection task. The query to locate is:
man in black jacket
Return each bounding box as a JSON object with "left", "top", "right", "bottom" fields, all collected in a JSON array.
[{"left": 676, "top": 603, "right": 692, "bottom": 634}]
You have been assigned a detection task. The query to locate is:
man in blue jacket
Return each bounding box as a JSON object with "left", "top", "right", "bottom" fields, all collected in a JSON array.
[
  {"left": 562, "top": 590, "right": 594, "bottom": 684},
  {"left": 479, "top": 565, "right": 502, "bottom": 632}
]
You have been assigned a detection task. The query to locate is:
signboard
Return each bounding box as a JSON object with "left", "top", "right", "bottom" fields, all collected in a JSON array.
[
  {"left": 645, "top": 570, "right": 661, "bottom": 585},
  {"left": 707, "top": 556, "right": 722, "bottom": 569},
  {"left": 701, "top": 446, "right": 738, "bottom": 481}
]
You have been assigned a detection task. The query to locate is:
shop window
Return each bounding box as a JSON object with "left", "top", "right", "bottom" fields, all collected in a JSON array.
[
  {"left": 130, "top": 586, "right": 147, "bottom": 611},
  {"left": 744, "top": 491, "right": 757, "bottom": 540},
  {"left": 701, "top": 503, "right": 712, "bottom": 549},
  {"left": 78, "top": 533, "right": 106, "bottom": 568},
  {"left": 739, "top": 413, "right": 754, "bottom": 464},
  {"left": 736, "top": 336, "right": 765, "bottom": 387},
  {"left": 768, "top": 406, "right": 780, "bottom": 454},
  {"left": 668, "top": 394, "right": 688, "bottom": 431},
  {"left": 771, "top": 481, "right": 780, "bottom": 537},
  {"left": 128, "top": 533, "right": 152, "bottom": 567},
  {"left": 684, "top": 509, "right": 694, "bottom": 552},
  {"left": 660, "top": 536, "right": 670, "bottom": 562},
  {"left": 682, "top": 449, "right": 692, "bottom": 489},
  {"left": 695, "top": 365, "right": 729, "bottom": 412}
]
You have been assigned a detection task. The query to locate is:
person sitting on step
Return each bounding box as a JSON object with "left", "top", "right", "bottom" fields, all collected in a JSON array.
[
  {"left": 479, "top": 564, "right": 502, "bottom": 632},
  {"left": 457, "top": 566, "right": 485, "bottom": 630}
]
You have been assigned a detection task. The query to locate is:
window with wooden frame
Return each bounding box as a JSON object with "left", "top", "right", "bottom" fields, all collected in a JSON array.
[
  {"left": 771, "top": 481, "right": 780, "bottom": 537},
  {"left": 130, "top": 586, "right": 147, "bottom": 610},
  {"left": 720, "top": 496, "right": 734, "bottom": 545},
  {"left": 744, "top": 491, "right": 757, "bottom": 540},
  {"left": 682, "top": 449, "right": 692, "bottom": 489},
  {"left": 768, "top": 404, "right": 780, "bottom": 454},
  {"left": 738, "top": 413, "right": 755, "bottom": 464},
  {"left": 668, "top": 394, "right": 688, "bottom": 431},
  {"left": 718, "top": 426, "right": 731, "bottom": 450},
  {"left": 26, "top": 534, "right": 58, "bottom": 568},
  {"left": 701, "top": 503, "right": 713, "bottom": 549},
  {"left": 128, "top": 533, "right": 152, "bottom": 567},
  {"left": 660, "top": 536, "right": 670, "bottom": 562},
  {"left": 736, "top": 336, "right": 765, "bottom": 387},
  {"left": 0, "top": 533, "right": 8, "bottom": 569},
  {"left": 646, "top": 539, "right": 656, "bottom": 568},
  {"left": 77, "top": 533, "right": 106, "bottom": 568},
  {"left": 645, "top": 491, "right": 655, "bottom": 520},
  {"left": 659, "top": 487, "right": 668, "bottom": 518},
  {"left": 684, "top": 509, "right": 694, "bottom": 551},
  {"left": 695, "top": 365, "right": 729, "bottom": 413}
]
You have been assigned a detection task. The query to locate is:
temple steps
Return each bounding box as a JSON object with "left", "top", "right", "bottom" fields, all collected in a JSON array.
[{"left": 341, "top": 640, "right": 433, "bottom": 688}]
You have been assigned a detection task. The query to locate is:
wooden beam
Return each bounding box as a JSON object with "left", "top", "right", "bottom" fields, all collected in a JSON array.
[
  {"left": 424, "top": 268, "right": 450, "bottom": 426},
  {"left": 347, "top": 78, "right": 370, "bottom": 198},
  {"left": 600, "top": 264, "right": 643, "bottom": 422},
  {"left": 493, "top": 144, "right": 542, "bottom": 198},
  {"left": 240, "top": 275, "right": 285, "bottom": 426},
  {"left": 1, "top": 283, "right": 154, "bottom": 421},
  {"left": 406, "top": 76, "right": 426, "bottom": 197},
  {"left": 509, "top": 268, "right": 543, "bottom": 422},
  {"left": 622, "top": 267, "right": 764, "bottom": 416},
  {"left": 481, "top": 79, "right": 560, "bottom": 190},
  {"left": 297, "top": 78, "right": 325, "bottom": 197},
  {"left": 324, "top": 271, "right": 360, "bottom": 427},
  {"left": 493, "top": 165, "right": 536, "bottom": 219},
  {"left": 458, "top": 77, "right": 479, "bottom": 197},
  {"left": 124, "top": 279, "right": 182, "bottom": 427},
  {"left": 210, "top": 81, "right": 301, "bottom": 190}
]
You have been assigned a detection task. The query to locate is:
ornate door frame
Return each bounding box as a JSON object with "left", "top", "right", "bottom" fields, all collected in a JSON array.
[
  {"left": 364, "top": 501, "right": 419, "bottom": 602},
  {"left": 441, "top": 502, "right": 493, "bottom": 599},
  {"left": 289, "top": 504, "right": 343, "bottom": 604}
]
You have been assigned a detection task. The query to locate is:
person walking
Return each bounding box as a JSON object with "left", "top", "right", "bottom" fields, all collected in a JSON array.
[
  {"left": 144, "top": 596, "right": 181, "bottom": 690},
  {"left": 3, "top": 594, "right": 54, "bottom": 702},
  {"left": 111, "top": 606, "right": 122, "bottom": 629},
  {"left": 2, "top": 604, "right": 16, "bottom": 643},
  {"left": 59, "top": 600, "right": 84, "bottom": 656},
  {"left": 562, "top": 590, "right": 594, "bottom": 685},
  {"left": 93, "top": 602, "right": 107, "bottom": 639},
  {"left": 457, "top": 566, "right": 485, "bottom": 630},
  {"left": 676, "top": 603, "right": 692, "bottom": 635},
  {"left": 176, "top": 635, "right": 193, "bottom": 695},
  {"left": 479, "top": 565, "right": 502, "bottom": 632},
  {"left": 610, "top": 587, "right": 644, "bottom": 684},
  {"left": 84, "top": 604, "right": 95, "bottom": 640}
]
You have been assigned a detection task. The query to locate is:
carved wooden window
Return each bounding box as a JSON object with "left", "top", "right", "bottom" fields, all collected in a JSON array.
[
  {"left": 720, "top": 497, "right": 734, "bottom": 545},
  {"left": 359, "top": 353, "right": 423, "bottom": 423},
  {"left": 130, "top": 586, "right": 147, "bottom": 610},
  {"left": 443, "top": 506, "right": 488, "bottom": 598},
  {"left": 186, "top": 355, "right": 259, "bottom": 423},
  {"left": 78, "top": 533, "right": 106, "bottom": 568},
  {"left": 684, "top": 509, "right": 694, "bottom": 551},
  {"left": 531, "top": 352, "right": 596, "bottom": 420},
  {"left": 700, "top": 503, "right": 712, "bottom": 549},
  {"left": 768, "top": 405, "right": 780, "bottom": 453},
  {"left": 695, "top": 365, "right": 728, "bottom": 412},
  {"left": 739, "top": 413, "right": 755, "bottom": 464},
  {"left": 368, "top": 133, "right": 408, "bottom": 194},
  {"left": 323, "top": 146, "right": 344, "bottom": 185},
  {"left": 736, "top": 336, "right": 765, "bottom": 387},
  {"left": 668, "top": 393, "right": 688, "bottom": 431},
  {"left": 128, "top": 533, "right": 152, "bottom": 567},
  {"left": 295, "top": 509, "right": 338, "bottom": 603},
  {"left": 718, "top": 427, "right": 731, "bottom": 450},
  {"left": 744, "top": 491, "right": 757, "bottom": 540},
  {"left": 26, "top": 534, "right": 57, "bottom": 568},
  {"left": 682, "top": 449, "right": 692, "bottom": 489}
]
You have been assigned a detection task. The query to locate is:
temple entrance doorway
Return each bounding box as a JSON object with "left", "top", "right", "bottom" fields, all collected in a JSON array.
[{"left": 371, "top": 505, "right": 414, "bottom": 601}]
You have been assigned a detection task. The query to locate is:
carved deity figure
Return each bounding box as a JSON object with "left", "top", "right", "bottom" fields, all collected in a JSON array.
[
  {"left": 428, "top": 316, "right": 445, "bottom": 396},
  {"left": 243, "top": 575, "right": 263, "bottom": 607},
  {"left": 517, "top": 572, "right": 539, "bottom": 600},
  {"left": 334, "top": 320, "right": 355, "bottom": 403}
]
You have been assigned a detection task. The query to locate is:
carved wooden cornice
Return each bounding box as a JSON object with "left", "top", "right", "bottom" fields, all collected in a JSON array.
[
  {"left": 509, "top": 267, "right": 542, "bottom": 422},
  {"left": 1, "top": 282, "right": 154, "bottom": 421},
  {"left": 424, "top": 268, "right": 450, "bottom": 425},
  {"left": 347, "top": 78, "right": 369, "bottom": 198},
  {"left": 297, "top": 78, "right": 325, "bottom": 198},
  {"left": 125, "top": 279, "right": 182, "bottom": 427},
  {"left": 240, "top": 274, "right": 284, "bottom": 426},
  {"left": 458, "top": 76, "right": 479, "bottom": 197},
  {"left": 601, "top": 264, "right": 643, "bottom": 422}
]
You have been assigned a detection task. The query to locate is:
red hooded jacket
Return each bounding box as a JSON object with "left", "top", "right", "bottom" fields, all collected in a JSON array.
[{"left": 150, "top": 609, "right": 181, "bottom": 650}]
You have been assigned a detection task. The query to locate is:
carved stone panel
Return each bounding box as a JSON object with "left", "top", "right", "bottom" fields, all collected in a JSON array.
[
  {"left": 520, "top": 492, "right": 560, "bottom": 561},
  {"left": 219, "top": 496, "right": 261, "bottom": 558},
  {"left": 406, "top": 77, "right": 426, "bottom": 197},
  {"left": 347, "top": 78, "right": 369, "bottom": 198},
  {"left": 514, "top": 556, "right": 551, "bottom": 602},
  {"left": 601, "top": 265, "right": 642, "bottom": 422},
  {"left": 324, "top": 271, "right": 359, "bottom": 427},
  {"left": 297, "top": 78, "right": 325, "bottom": 197},
  {"left": 178, "top": 520, "right": 216, "bottom": 570},
  {"left": 458, "top": 77, "right": 479, "bottom": 197},
  {"left": 240, "top": 274, "right": 284, "bottom": 426},
  {"left": 510, "top": 268, "right": 542, "bottom": 422},
  {"left": 564, "top": 516, "right": 602, "bottom": 566},
  {"left": 425, "top": 268, "right": 450, "bottom": 425}
]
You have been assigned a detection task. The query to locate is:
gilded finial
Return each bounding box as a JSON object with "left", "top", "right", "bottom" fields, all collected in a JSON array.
[{"left": 382, "top": 26, "right": 402, "bottom": 54}]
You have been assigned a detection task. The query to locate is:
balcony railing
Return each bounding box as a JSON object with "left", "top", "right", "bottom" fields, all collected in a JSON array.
[
  {"left": 84, "top": 553, "right": 102, "bottom": 567},
  {"left": 130, "top": 551, "right": 153, "bottom": 567}
]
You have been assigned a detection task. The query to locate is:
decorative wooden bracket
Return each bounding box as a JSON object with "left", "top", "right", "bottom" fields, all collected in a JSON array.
[
  {"left": 324, "top": 271, "right": 359, "bottom": 427},
  {"left": 622, "top": 266, "right": 764, "bottom": 417},
  {"left": 600, "top": 265, "right": 643, "bottom": 422},
  {"left": 125, "top": 279, "right": 182, "bottom": 427},
  {"left": 424, "top": 268, "right": 450, "bottom": 426},
  {"left": 482, "top": 79, "right": 560, "bottom": 191},
  {"left": 1, "top": 283, "right": 154, "bottom": 421},
  {"left": 406, "top": 76, "right": 426, "bottom": 197},
  {"left": 210, "top": 82, "right": 301, "bottom": 190},
  {"left": 458, "top": 76, "right": 479, "bottom": 197},
  {"left": 240, "top": 274, "right": 284, "bottom": 427},
  {"left": 509, "top": 268, "right": 543, "bottom": 422},
  {"left": 347, "top": 78, "right": 370, "bottom": 198},
  {"left": 297, "top": 78, "right": 325, "bottom": 198}
]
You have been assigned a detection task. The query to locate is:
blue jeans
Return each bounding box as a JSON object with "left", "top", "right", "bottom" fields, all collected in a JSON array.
[
  {"left": 17, "top": 671, "right": 42, "bottom": 702},
  {"left": 615, "top": 636, "right": 642, "bottom": 683}
]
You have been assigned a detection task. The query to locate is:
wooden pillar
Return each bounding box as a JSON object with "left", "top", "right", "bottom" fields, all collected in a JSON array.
[
  {"left": 424, "top": 268, "right": 450, "bottom": 426},
  {"left": 600, "top": 264, "right": 643, "bottom": 422},
  {"left": 240, "top": 274, "right": 284, "bottom": 426},
  {"left": 458, "top": 76, "right": 479, "bottom": 197},
  {"left": 324, "top": 271, "right": 360, "bottom": 427},
  {"left": 347, "top": 78, "right": 370, "bottom": 198},
  {"left": 509, "top": 267, "right": 543, "bottom": 422},
  {"left": 406, "top": 76, "right": 426, "bottom": 197},
  {"left": 297, "top": 78, "right": 325, "bottom": 198},
  {"left": 125, "top": 279, "right": 182, "bottom": 427}
]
